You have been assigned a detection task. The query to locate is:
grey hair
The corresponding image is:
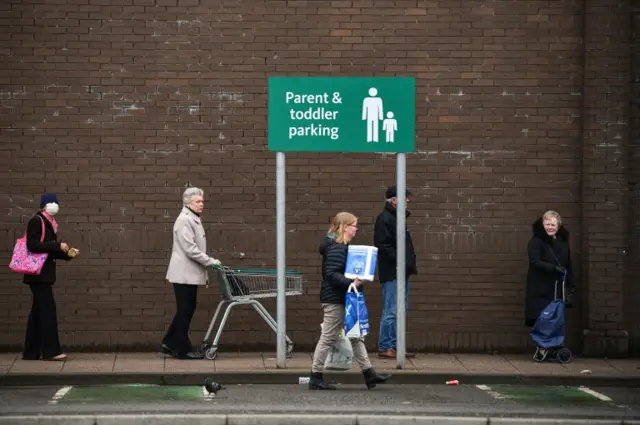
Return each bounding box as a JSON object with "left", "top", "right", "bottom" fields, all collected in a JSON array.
[
  {"left": 542, "top": 210, "right": 562, "bottom": 226},
  {"left": 182, "top": 187, "right": 204, "bottom": 205}
]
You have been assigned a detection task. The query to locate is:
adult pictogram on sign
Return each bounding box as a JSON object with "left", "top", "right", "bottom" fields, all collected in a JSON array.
[{"left": 362, "top": 87, "right": 384, "bottom": 143}]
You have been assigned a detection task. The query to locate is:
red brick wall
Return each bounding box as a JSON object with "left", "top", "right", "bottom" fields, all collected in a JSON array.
[{"left": 0, "top": 0, "right": 632, "bottom": 355}]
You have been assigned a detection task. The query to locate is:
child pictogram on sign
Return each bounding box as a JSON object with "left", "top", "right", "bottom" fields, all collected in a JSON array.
[{"left": 383, "top": 112, "right": 397, "bottom": 143}]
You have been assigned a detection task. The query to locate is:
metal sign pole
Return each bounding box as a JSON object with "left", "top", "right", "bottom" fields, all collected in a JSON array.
[
  {"left": 396, "top": 153, "right": 406, "bottom": 369},
  {"left": 276, "top": 151, "right": 286, "bottom": 368}
]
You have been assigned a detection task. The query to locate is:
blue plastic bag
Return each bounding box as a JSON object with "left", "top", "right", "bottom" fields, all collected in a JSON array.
[{"left": 344, "top": 284, "right": 370, "bottom": 338}]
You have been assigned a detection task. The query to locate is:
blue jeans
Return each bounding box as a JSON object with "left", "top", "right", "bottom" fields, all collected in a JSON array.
[{"left": 378, "top": 279, "right": 410, "bottom": 352}]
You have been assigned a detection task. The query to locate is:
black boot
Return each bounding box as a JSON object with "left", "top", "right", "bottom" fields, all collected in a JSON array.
[
  {"left": 308, "top": 372, "right": 336, "bottom": 390},
  {"left": 363, "top": 368, "right": 391, "bottom": 389}
]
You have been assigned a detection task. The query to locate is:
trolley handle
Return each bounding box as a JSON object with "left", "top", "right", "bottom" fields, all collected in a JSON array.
[{"left": 554, "top": 269, "right": 568, "bottom": 302}]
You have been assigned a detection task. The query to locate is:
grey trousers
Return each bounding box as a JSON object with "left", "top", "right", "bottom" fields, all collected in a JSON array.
[{"left": 311, "top": 303, "right": 372, "bottom": 373}]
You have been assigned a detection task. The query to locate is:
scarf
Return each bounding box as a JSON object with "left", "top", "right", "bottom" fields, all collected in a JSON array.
[{"left": 41, "top": 210, "right": 58, "bottom": 234}]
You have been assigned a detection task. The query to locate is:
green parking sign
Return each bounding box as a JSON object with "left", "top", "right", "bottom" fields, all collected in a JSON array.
[{"left": 267, "top": 76, "right": 415, "bottom": 153}]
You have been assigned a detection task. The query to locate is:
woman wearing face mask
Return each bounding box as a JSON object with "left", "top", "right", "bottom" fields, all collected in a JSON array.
[
  {"left": 22, "top": 193, "right": 79, "bottom": 361},
  {"left": 525, "top": 210, "right": 575, "bottom": 350}
]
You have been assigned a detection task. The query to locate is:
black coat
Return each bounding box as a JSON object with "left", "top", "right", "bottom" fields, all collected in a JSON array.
[
  {"left": 23, "top": 212, "right": 69, "bottom": 285},
  {"left": 318, "top": 236, "right": 358, "bottom": 305},
  {"left": 373, "top": 203, "right": 417, "bottom": 283},
  {"left": 524, "top": 217, "right": 575, "bottom": 327}
]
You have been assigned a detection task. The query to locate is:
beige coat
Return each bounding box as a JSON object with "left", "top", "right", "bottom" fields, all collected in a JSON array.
[{"left": 166, "top": 207, "right": 217, "bottom": 286}]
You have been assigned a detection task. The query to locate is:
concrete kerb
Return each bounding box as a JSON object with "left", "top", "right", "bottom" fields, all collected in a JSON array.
[
  {"left": 0, "top": 415, "right": 638, "bottom": 425},
  {"left": 2, "top": 371, "right": 640, "bottom": 388}
]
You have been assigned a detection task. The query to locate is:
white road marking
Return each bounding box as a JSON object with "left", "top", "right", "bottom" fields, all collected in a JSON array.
[
  {"left": 578, "top": 386, "right": 612, "bottom": 402},
  {"left": 48, "top": 386, "right": 72, "bottom": 404},
  {"left": 476, "top": 384, "right": 506, "bottom": 400}
]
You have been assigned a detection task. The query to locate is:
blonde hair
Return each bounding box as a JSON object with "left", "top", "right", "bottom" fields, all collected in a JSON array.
[
  {"left": 327, "top": 212, "right": 358, "bottom": 244},
  {"left": 542, "top": 210, "right": 562, "bottom": 226}
]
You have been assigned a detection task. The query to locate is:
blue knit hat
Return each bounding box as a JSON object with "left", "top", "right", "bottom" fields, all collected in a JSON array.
[{"left": 40, "top": 193, "right": 58, "bottom": 208}]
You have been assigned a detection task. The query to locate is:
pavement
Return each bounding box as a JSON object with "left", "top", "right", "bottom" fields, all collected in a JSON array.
[{"left": 1, "top": 351, "right": 639, "bottom": 387}]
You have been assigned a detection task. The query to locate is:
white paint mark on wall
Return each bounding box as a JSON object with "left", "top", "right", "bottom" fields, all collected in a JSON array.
[
  {"left": 136, "top": 149, "right": 176, "bottom": 156},
  {"left": 176, "top": 19, "right": 201, "bottom": 26},
  {"left": 447, "top": 89, "right": 465, "bottom": 100},
  {"left": 211, "top": 91, "right": 244, "bottom": 112}
]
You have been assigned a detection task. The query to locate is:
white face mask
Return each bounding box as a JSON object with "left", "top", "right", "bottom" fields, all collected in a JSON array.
[{"left": 44, "top": 203, "right": 59, "bottom": 216}]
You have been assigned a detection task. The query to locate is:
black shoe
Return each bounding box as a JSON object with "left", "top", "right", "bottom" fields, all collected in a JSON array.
[
  {"left": 22, "top": 355, "right": 41, "bottom": 361},
  {"left": 363, "top": 368, "right": 391, "bottom": 389},
  {"left": 159, "top": 344, "right": 174, "bottom": 356},
  {"left": 176, "top": 351, "right": 204, "bottom": 360},
  {"left": 308, "top": 372, "right": 336, "bottom": 390}
]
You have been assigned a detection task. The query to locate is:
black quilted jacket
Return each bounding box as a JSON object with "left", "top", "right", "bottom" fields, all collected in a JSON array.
[{"left": 318, "top": 235, "right": 360, "bottom": 305}]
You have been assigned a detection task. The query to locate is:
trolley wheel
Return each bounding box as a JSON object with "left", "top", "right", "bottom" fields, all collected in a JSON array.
[
  {"left": 556, "top": 347, "right": 572, "bottom": 364},
  {"left": 533, "top": 347, "right": 548, "bottom": 363},
  {"left": 205, "top": 347, "right": 218, "bottom": 361},
  {"left": 286, "top": 342, "right": 294, "bottom": 358}
]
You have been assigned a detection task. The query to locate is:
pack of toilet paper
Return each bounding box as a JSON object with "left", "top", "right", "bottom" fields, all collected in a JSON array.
[{"left": 344, "top": 245, "right": 378, "bottom": 282}]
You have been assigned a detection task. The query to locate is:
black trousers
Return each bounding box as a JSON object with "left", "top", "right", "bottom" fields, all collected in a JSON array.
[
  {"left": 23, "top": 283, "right": 62, "bottom": 360},
  {"left": 162, "top": 283, "right": 198, "bottom": 355}
]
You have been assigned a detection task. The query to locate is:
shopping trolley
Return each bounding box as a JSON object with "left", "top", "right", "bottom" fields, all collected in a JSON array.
[{"left": 200, "top": 265, "right": 304, "bottom": 360}]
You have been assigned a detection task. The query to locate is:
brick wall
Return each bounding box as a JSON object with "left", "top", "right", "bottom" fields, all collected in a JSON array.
[
  {"left": 580, "top": 0, "right": 632, "bottom": 357},
  {"left": 630, "top": 0, "right": 640, "bottom": 354},
  {"left": 0, "top": 0, "right": 633, "bottom": 355}
]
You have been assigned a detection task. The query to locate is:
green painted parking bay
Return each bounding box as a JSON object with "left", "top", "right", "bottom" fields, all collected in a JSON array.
[
  {"left": 58, "top": 384, "right": 208, "bottom": 403},
  {"left": 478, "top": 384, "right": 614, "bottom": 406}
]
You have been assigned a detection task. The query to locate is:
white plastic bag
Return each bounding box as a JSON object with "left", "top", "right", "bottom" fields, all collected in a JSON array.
[
  {"left": 324, "top": 332, "right": 354, "bottom": 371},
  {"left": 319, "top": 323, "right": 353, "bottom": 371}
]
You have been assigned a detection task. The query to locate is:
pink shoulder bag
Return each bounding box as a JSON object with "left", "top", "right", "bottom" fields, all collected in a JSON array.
[{"left": 9, "top": 216, "right": 49, "bottom": 275}]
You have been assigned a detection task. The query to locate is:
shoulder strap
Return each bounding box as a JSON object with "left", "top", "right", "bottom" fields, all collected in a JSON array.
[
  {"left": 545, "top": 243, "right": 561, "bottom": 266},
  {"left": 37, "top": 215, "right": 45, "bottom": 242}
]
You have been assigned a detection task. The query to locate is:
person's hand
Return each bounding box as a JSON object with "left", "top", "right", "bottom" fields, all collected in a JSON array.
[
  {"left": 60, "top": 242, "right": 69, "bottom": 252},
  {"left": 211, "top": 259, "right": 222, "bottom": 269},
  {"left": 67, "top": 248, "right": 79, "bottom": 259},
  {"left": 353, "top": 278, "right": 363, "bottom": 287},
  {"left": 555, "top": 265, "right": 566, "bottom": 274}
]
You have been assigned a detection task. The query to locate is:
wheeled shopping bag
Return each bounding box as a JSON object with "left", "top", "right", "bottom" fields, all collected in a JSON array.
[{"left": 530, "top": 271, "right": 572, "bottom": 364}]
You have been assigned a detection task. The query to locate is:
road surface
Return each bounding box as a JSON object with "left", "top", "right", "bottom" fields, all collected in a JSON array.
[{"left": 1, "top": 382, "right": 640, "bottom": 420}]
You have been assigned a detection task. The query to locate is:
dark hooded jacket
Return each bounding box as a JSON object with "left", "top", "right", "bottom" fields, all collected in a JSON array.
[
  {"left": 525, "top": 217, "right": 575, "bottom": 327},
  {"left": 318, "top": 235, "right": 358, "bottom": 305}
]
